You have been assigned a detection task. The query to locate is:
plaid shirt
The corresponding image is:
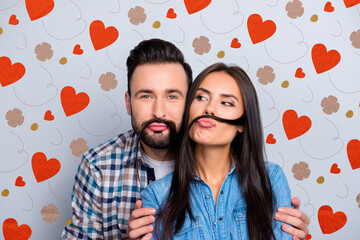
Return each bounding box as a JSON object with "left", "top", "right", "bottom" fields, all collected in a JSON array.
[{"left": 61, "top": 130, "right": 155, "bottom": 239}]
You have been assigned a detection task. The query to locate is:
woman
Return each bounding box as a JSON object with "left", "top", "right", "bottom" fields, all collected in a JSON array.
[{"left": 141, "top": 63, "right": 292, "bottom": 239}]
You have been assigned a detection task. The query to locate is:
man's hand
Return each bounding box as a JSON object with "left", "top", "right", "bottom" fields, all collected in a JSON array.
[
  {"left": 275, "top": 197, "right": 310, "bottom": 240},
  {"left": 127, "top": 200, "right": 156, "bottom": 240}
]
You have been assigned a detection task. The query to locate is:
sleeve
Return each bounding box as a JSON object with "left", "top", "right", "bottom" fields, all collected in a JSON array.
[
  {"left": 270, "top": 165, "right": 293, "bottom": 240},
  {"left": 60, "top": 155, "right": 106, "bottom": 240}
]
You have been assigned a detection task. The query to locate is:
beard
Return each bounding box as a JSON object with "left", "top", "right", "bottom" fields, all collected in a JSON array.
[{"left": 131, "top": 115, "right": 179, "bottom": 149}]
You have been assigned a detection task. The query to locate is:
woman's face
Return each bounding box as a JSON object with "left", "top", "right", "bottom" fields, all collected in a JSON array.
[{"left": 188, "top": 71, "right": 244, "bottom": 146}]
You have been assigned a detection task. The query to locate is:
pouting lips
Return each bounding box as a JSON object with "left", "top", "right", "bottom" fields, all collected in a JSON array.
[
  {"left": 148, "top": 123, "right": 169, "bottom": 132},
  {"left": 197, "top": 118, "right": 216, "bottom": 128}
]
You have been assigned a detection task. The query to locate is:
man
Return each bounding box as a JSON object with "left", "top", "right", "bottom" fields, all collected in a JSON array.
[{"left": 61, "top": 39, "right": 309, "bottom": 240}]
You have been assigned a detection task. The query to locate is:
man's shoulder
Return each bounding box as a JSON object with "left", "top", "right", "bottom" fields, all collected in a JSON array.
[{"left": 83, "top": 129, "right": 138, "bottom": 165}]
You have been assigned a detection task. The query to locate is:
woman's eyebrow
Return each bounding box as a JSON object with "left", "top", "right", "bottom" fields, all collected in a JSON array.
[{"left": 197, "top": 88, "right": 238, "bottom": 102}]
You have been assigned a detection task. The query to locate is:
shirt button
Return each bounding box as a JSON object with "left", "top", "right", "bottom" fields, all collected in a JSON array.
[
  {"left": 213, "top": 221, "right": 216, "bottom": 225},
  {"left": 219, "top": 217, "right": 223, "bottom": 221},
  {"left": 205, "top": 195, "right": 210, "bottom": 199},
  {"left": 220, "top": 190, "right": 224, "bottom": 194}
]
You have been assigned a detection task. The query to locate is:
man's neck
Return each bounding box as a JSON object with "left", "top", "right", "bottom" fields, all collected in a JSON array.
[{"left": 140, "top": 141, "right": 172, "bottom": 161}]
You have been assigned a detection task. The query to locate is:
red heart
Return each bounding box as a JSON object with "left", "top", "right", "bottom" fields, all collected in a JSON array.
[
  {"left": 15, "top": 176, "right": 25, "bottom": 187},
  {"left": 247, "top": 14, "right": 276, "bottom": 44},
  {"left": 305, "top": 234, "right": 312, "bottom": 239},
  {"left": 44, "top": 110, "right": 54, "bottom": 121},
  {"left": 230, "top": 38, "right": 241, "bottom": 48},
  {"left": 25, "top": 0, "right": 54, "bottom": 21},
  {"left": 282, "top": 109, "right": 312, "bottom": 140},
  {"left": 0, "top": 56, "right": 25, "bottom": 87},
  {"left": 9, "top": 14, "right": 19, "bottom": 25},
  {"left": 266, "top": 134, "right": 276, "bottom": 144},
  {"left": 343, "top": 0, "right": 360, "bottom": 8},
  {"left": 324, "top": 2, "right": 335, "bottom": 12},
  {"left": 60, "top": 86, "right": 90, "bottom": 117},
  {"left": 166, "top": 8, "right": 177, "bottom": 19},
  {"left": 90, "top": 20, "right": 119, "bottom": 51},
  {"left": 330, "top": 163, "right": 341, "bottom": 174},
  {"left": 73, "top": 44, "right": 83, "bottom": 55},
  {"left": 311, "top": 44, "right": 341, "bottom": 74},
  {"left": 295, "top": 68, "right": 305, "bottom": 78},
  {"left": 184, "top": 0, "right": 212, "bottom": 14},
  {"left": 318, "top": 205, "right": 347, "bottom": 234},
  {"left": 2, "top": 218, "right": 32, "bottom": 240},
  {"left": 31, "top": 152, "right": 60, "bottom": 183},
  {"left": 347, "top": 139, "right": 360, "bottom": 170}
]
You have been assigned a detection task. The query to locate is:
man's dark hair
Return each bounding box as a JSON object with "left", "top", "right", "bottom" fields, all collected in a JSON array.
[{"left": 126, "top": 38, "right": 193, "bottom": 96}]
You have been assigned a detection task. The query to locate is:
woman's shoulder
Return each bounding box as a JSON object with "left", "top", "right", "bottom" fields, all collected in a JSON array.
[
  {"left": 141, "top": 172, "right": 173, "bottom": 205},
  {"left": 264, "top": 161, "right": 287, "bottom": 183}
]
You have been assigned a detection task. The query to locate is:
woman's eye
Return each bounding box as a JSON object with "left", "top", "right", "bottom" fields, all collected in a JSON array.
[
  {"left": 222, "top": 101, "right": 235, "bottom": 107},
  {"left": 195, "top": 95, "right": 207, "bottom": 101}
]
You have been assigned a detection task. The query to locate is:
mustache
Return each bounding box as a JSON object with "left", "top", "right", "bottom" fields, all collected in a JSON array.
[
  {"left": 140, "top": 118, "right": 176, "bottom": 133},
  {"left": 187, "top": 114, "right": 247, "bottom": 132}
]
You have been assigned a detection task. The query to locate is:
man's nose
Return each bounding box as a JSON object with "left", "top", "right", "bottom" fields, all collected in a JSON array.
[{"left": 153, "top": 98, "right": 166, "bottom": 118}]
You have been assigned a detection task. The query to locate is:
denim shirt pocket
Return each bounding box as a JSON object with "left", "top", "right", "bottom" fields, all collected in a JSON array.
[
  {"left": 232, "top": 207, "right": 249, "bottom": 240},
  {"left": 173, "top": 216, "right": 204, "bottom": 240}
]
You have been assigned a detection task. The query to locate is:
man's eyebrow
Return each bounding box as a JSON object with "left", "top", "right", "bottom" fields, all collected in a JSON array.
[
  {"left": 197, "top": 88, "right": 239, "bottom": 102},
  {"left": 167, "top": 89, "right": 184, "bottom": 97},
  {"left": 134, "top": 89, "right": 153, "bottom": 97}
]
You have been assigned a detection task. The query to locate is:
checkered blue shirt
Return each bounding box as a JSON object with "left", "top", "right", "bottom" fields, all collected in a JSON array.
[{"left": 61, "top": 130, "right": 155, "bottom": 239}]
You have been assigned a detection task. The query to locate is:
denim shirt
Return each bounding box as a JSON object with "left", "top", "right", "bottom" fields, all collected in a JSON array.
[{"left": 141, "top": 162, "right": 293, "bottom": 240}]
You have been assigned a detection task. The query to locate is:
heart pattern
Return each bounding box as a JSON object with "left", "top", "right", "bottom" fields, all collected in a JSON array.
[
  {"left": 184, "top": 0, "right": 212, "bottom": 14},
  {"left": 90, "top": 20, "right": 119, "bottom": 51},
  {"left": 347, "top": 139, "right": 360, "bottom": 170},
  {"left": 282, "top": 109, "right": 312, "bottom": 140},
  {"left": 166, "top": 8, "right": 177, "bottom": 19},
  {"left": 330, "top": 163, "right": 341, "bottom": 174},
  {"left": 25, "top": 0, "right": 54, "bottom": 21},
  {"left": 311, "top": 44, "right": 341, "bottom": 74},
  {"left": 318, "top": 205, "right": 347, "bottom": 234},
  {"left": 2, "top": 218, "right": 32, "bottom": 240},
  {"left": 247, "top": 14, "right": 276, "bottom": 44},
  {"left": 31, "top": 152, "right": 61, "bottom": 183},
  {"left": 324, "top": 2, "right": 335, "bottom": 12},
  {"left": 266, "top": 134, "right": 277, "bottom": 144},
  {"left": 60, "top": 86, "right": 90, "bottom": 117},
  {"left": 343, "top": 0, "right": 360, "bottom": 8},
  {"left": 231, "top": 38, "right": 241, "bottom": 48},
  {"left": 0, "top": 56, "right": 25, "bottom": 87},
  {"left": 73, "top": 44, "right": 83, "bottom": 55},
  {"left": 9, "top": 15, "right": 19, "bottom": 25},
  {"left": 44, "top": 110, "right": 54, "bottom": 121},
  {"left": 295, "top": 68, "right": 305, "bottom": 78},
  {"left": 15, "top": 176, "right": 26, "bottom": 187}
]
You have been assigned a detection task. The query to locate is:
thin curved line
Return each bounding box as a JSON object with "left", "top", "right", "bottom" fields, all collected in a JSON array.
[
  {"left": 50, "top": 128, "right": 63, "bottom": 145},
  {"left": 326, "top": 117, "right": 340, "bottom": 139},
  {"left": 266, "top": 0, "right": 278, "bottom": 7},
  {"left": 264, "top": 22, "right": 309, "bottom": 64},
  {"left": 329, "top": 73, "right": 360, "bottom": 94},
  {"left": 45, "top": 226, "right": 58, "bottom": 237},
  {"left": 70, "top": 0, "right": 83, "bottom": 19},
  {"left": 15, "top": 33, "right": 27, "bottom": 50},
  {"left": 132, "top": 28, "right": 145, "bottom": 40},
  {"left": 21, "top": 194, "right": 34, "bottom": 211},
  {"left": 13, "top": 65, "right": 58, "bottom": 107},
  {"left": 277, "top": 152, "right": 285, "bottom": 168},
  {"left": 48, "top": 182, "right": 71, "bottom": 202},
  {"left": 260, "top": 88, "right": 280, "bottom": 128},
  {"left": 301, "top": 86, "right": 314, "bottom": 103},
  {"left": 358, "top": 6, "right": 360, "bottom": 16},
  {"left": 199, "top": 12, "right": 244, "bottom": 34},
  {"left": 330, "top": 20, "right": 342, "bottom": 37},
  {"left": 0, "top": 0, "right": 21, "bottom": 11},
  {"left": 106, "top": 49, "right": 126, "bottom": 70},
  {"left": 242, "top": 56, "right": 249, "bottom": 72},
  {"left": 80, "top": 63, "right": 91, "bottom": 79},
  {"left": 298, "top": 138, "right": 344, "bottom": 160},
  {"left": 144, "top": 0, "right": 170, "bottom": 4},
  {"left": 173, "top": 27, "right": 185, "bottom": 43},
  {"left": 197, "top": 58, "right": 208, "bottom": 68},
  {"left": 296, "top": 184, "right": 315, "bottom": 218},
  {"left": 41, "top": 17, "right": 86, "bottom": 41},
  {"left": 261, "top": 88, "right": 275, "bottom": 108},
  {"left": 0, "top": 131, "right": 28, "bottom": 173},
  {"left": 109, "top": 0, "right": 121, "bottom": 13},
  {"left": 336, "top": 181, "right": 349, "bottom": 199},
  {"left": 355, "top": 52, "right": 360, "bottom": 57}
]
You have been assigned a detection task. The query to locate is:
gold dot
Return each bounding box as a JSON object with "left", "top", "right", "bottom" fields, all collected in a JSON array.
[
  {"left": 346, "top": 110, "right": 353, "bottom": 118},
  {"left": 310, "top": 14, "right": 318, "bottom": 22},
  {"left": 31, "top": 123, "right": 38, "bottom": 131},
  {"left": 0, "top": 27, "right": 3, "bottom": 35},
  {"left": 217, "top": 51, "right": 225, "bottom": 58},
  {"left": 65, "top": 218, "right": 72, "bottom": 225},
  {"left": 153, "top": 21, "right": 161, "bottom": 29},
  {"left": 59, "top": 57, "right": 67, "bottom": 65},
  {"left": 281, "top": 81, "right": 289, "bottom": 88},
  {"left": 317, "top": 176, "right": 325, "bottom": 184},
  {"left": 1, "top": 189, "right": 9, "bottom": 197}
]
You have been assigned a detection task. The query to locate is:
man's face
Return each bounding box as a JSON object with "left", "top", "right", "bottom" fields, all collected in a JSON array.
[{"left": 125, "top": 63, "right": 188, "bottom": 149}]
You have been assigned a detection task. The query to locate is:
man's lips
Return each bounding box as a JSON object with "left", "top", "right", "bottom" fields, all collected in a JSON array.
[
  {"left": 197, "top": 118, "right": 216, "bottom": 128},
  {"left": 148, "top": 123, "right": 169, "bottom": 132}
]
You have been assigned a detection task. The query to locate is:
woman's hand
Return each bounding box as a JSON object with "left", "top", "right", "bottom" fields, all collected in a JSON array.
[
  {"left": 274, "top": 197, "right": 310, "bottom": 240},
  {"left": 127, "top": 200, "right": 156, "bottom": 240}
]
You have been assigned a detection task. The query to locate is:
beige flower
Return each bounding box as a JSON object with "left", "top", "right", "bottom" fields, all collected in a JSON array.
[
  {"left": 70, "top": 138, "right": 89, "bottom": 157},
  {"left": 6, "top": 108, "right": 24, "bottom": 128},
  {"left": 321, "top": 95, "right": 339, "bottom": 115},
  {"left": 256, "top": 66, "right": 275, "bottom": 85},
  {"left": 292, "top": 161, "right": 310, "bottom": 180},
  {"left": 350, "top": 29, "right": 360, "bottom": 49},
  {"left": 99, "top": 72, "right": 118, "bottom": 91},
  {"left": 192, "top": 36, "right": 211, "bottom": 55},
  {"left": 356, "top": 193, "right": 360, "bottom": 208},
  {"left": 35, "top": 42, "right": 53, "bottom": 61},
  {"left": 285, "top": 0, "right": 304, "bottom": 19},
  {"left": 128, "top": 6, "right": 146, "bottom": 25},
  {"left": 41, "top": 204, "right": 60, "bottom": 223}
]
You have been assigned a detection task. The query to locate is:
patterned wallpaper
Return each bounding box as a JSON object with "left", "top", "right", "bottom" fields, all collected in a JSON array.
[{"left": 0, "top": 0, "right": 359, "bottom": 239}]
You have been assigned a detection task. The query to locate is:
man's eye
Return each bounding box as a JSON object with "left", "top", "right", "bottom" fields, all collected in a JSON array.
[
  {"left": 168, "top": 95, "right": 178, "bottom": 100},
  {"left": 140, "top": 95, "right": 151, "bottom": 99},
  {"left": 195, "top": 95, "right": 207, "bottom": 101}
]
